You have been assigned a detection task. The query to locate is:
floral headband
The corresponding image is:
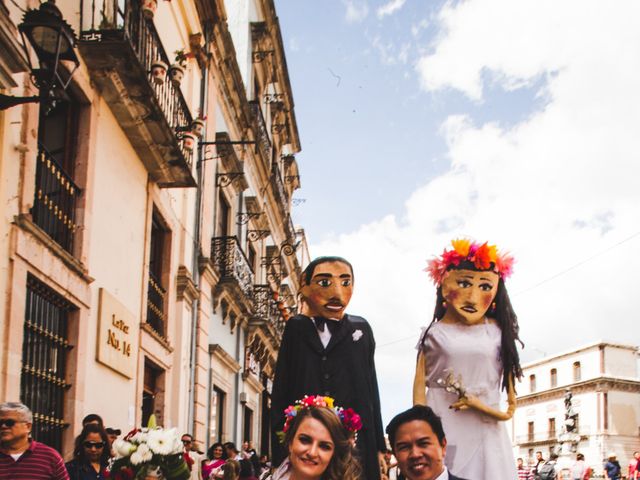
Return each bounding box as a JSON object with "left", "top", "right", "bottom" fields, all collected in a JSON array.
[
  {"left": 280, "top": 395, "right": 362, "bottom": 442},
  {"left": 426, "top": 238, "right": 514, "bottom": 285}
]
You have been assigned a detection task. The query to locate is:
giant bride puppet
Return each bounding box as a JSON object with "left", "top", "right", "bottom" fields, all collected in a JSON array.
[{"left": 413, "top": 239, "right": 523, "bottom": 479}]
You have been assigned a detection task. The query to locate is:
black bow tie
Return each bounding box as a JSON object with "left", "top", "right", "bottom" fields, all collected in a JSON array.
[{"left": 314, "top": 316, "right": 341, "bottom": 334}]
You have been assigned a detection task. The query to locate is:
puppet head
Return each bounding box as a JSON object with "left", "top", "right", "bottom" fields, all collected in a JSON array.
[
  {"left": 426, "top": 238, "right": 514, "bottom": 286},
  {"left": 299, "top": 256, "right": 353, "bottom": 320}
]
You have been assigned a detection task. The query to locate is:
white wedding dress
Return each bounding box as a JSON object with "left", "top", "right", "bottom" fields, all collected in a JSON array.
[{"left": 422, "top": 320, "right": 517, "bottom": 480}]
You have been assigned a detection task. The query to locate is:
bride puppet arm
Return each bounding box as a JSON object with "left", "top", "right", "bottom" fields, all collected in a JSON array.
[
  {"left": 449, "top": 374, "right": 517, "bottom": 421},
  {"left": 412, "top": 348, "right": 516, "bottom": 421},
  {"left": 412, "top": 349, "right": 427, "bottom": 406}
]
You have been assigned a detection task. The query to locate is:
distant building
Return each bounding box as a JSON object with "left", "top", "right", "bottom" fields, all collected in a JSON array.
[{"left": 511, "top": 342, "right": 640, "bottom": 473}]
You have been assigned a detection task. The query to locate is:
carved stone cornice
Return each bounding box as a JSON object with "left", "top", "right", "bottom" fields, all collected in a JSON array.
[
  {"left": 198, "top": 255, "right": 219, "bottom": 287},
  {"left": 517, "top": 376, "right": 640, "bottom": 406},
  {"left": 210, "top": 344, "right": 241, "bottom": 373},
  {"left": 176, "top": 265, "right": 199, "bottom": 304}
]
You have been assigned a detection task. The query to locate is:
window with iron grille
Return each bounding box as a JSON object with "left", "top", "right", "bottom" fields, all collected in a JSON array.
[
  {"left": 20, "top": 275, "right": 75, "bottom": 452},
  {"left": 146, "top": 211, "right": 169, "bottom": 337},
  {"left": 32, "top": 98, "right": 81, "bottom": 254}
]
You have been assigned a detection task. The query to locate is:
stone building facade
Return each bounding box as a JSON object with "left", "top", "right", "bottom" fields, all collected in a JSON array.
[
  {"left": 511, "top": 342, "right": 640, "bottom": 474},
  {"left": 0, "top": 0, "right": 304, "bottom": 457}
]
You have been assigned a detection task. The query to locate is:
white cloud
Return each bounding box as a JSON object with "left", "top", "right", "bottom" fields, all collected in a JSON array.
[
  {"left": 311, "top": 0, "right": 640, "bottom": 424},
  {"left": 376, "top": 0, "right": 406, "bottom": 19},
  {"left": 343, "top": 0, "right": 369, "bottom": 23}
]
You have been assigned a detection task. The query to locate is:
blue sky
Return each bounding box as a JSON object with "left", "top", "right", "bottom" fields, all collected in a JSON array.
[{"left": 274, "top": 0, "right": 640, "bottom": 425}]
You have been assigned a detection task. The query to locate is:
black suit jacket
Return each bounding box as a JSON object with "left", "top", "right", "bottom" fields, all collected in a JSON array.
[{"left": 271, "top": 314, "right": 385, "bottom": 480}]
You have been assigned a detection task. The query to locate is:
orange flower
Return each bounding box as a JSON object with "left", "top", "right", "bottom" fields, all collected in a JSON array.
[
  {"left": 472, "top": 242, "right": 494, "bottom": 270},
  {"left": 451, "top": 238, "right": 471, "bottom": 257}
]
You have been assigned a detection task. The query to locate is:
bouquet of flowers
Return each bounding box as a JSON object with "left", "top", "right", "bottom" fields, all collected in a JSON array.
[
  {"left": 436, "top": 369, "right": 467, "bottom": 399},
  {"left": 110, "top": 427, "right": 190, "bottom": 480}
]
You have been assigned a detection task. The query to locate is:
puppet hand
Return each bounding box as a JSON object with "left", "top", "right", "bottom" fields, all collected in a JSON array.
[{"left": 449, "top": 394, "right": 481, "bottom": 412}]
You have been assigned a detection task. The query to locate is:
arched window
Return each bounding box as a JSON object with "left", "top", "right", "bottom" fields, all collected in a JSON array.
[
  {"left": 550, "top": 368, "right": 558, "bottom": 388},
  {"left": 573, "top": 362, "right": 581, "bottom": 382},
  {"left": 529, "top": 374, "right": 536, "bottom": 392}
]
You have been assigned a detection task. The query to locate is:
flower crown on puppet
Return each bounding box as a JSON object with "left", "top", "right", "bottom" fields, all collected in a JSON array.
[
  {"left": 278, "top": 395, "right": 362, "bottom": 443},
  {"left": 426, "top": 238, "right": 514, "bottom": 285}
]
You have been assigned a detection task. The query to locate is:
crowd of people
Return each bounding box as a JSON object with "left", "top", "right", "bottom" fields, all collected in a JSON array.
[{"left": 515, "top": 450, "right": 640, "bottom": 480}]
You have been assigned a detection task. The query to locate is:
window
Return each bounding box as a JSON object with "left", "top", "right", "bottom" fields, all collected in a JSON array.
[
  {"left": 20, "top": 275, "right": 75, "bottom": 451},
  {"left": 550, "top": 368, "right": 557, "bottom": 388},
  {"left": 32, "top": 98, "right": 81, "bottom": 253},
  {"left": 548, "top": 418, "right": 556, "bottom": 438},
  {"left": 573, "top": 362, "right": 581, "bottom": 382},
  {"left": 217, "top": 190, "right": 230, "bottom": 237},
  {"left": 211, "top": 387, "right": 226, "bottom": 443},
  {"left": 142, "top": 360, "right": 164, "bottom": 426},
  {"left": 527, "top": 421, "right": 534, "bottom": 442},
  {"left": 243, "top": 406, "right": 253, "bottom": 443},
  {"left": 529, "top": 374, "right": 536, "bottom": 393},
  {"left": 147, "top": 211, "right": 169, "bottom": 337}
]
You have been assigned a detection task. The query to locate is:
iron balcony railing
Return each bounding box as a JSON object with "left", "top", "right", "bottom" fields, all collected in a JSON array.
[
  {"left": 146, "top": 271, "right": 166, "bottom": 337},
  {"left": 21, "top": 275, "right": 73, "bottom": 452},
  {"left": 253, "top": 285, "right": 285, "bottom": 340},
  {"left": 32, "top": 145, "right": 80, "bottom": 253},
  {"left": 212, "top": 236, "right": 254, "bottom": 299},
  {"left": 249, "top": 101, "right": 271, "bottom": 165},
  {"left": 80, "top": 0, "right": 194, "bottom": 168}
]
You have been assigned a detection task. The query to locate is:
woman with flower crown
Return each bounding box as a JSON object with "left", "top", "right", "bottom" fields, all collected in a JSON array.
[
  {"left": 412, "top": 239, "right": 523, "bottom": 479},
  {"left": 265, "top": 395, "right": 362, "bottom": 480}
]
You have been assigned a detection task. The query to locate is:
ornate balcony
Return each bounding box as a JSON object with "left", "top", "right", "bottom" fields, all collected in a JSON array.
[
  {"left": 212, "top": 236, "right": 254, "bottom": 306},
  {"left": 79, "top": 0, "right": 196, "bottom": 187},
  {"left": 249, "top": 101, "right": 271, "bottom": 165},
  {"left": 253, "top": 285, "right": 285, "bottom": 344}
]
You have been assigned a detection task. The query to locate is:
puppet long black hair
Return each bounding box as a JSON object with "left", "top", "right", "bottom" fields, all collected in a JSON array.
[{"left": 419, "top": 261, "right": 524, "bottom": 391}]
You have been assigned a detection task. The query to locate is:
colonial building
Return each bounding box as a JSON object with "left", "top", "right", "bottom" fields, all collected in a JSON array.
[
  {"left": 511, "top": 342, "right": 640, "bottom": 472},
  {"left": 0, "top": 0, "right": 304, "bottom": 458}
]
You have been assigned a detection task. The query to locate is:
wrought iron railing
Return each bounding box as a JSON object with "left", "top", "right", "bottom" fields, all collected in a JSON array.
[
  {"left": 21, "top": 275, "right": 73, "bottom": 452},
  {"left": 80, "top": 0, "right": 193, "bottom": 167},
  {"left": 32, "top": 146, "right": 80, "bottom": 253},
  {"left": 212, "top": 236, "right": 254, "bottom": 299},
  {"left": 253, "top": 285, "right": 286, "bottom": 341},
  {"left": 271, "top": 162, "right": 288, "bottom": 210},
  {"left": 146, "top": 270, "right": 166, "bottom": 336},
  {"left": 249, "top": 101, "right": 271, "bottom": 165}
]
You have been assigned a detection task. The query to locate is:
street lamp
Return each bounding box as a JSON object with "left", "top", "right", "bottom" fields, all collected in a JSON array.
[{"left": 0, "top": 0, "right": 80, "bottom": 110}]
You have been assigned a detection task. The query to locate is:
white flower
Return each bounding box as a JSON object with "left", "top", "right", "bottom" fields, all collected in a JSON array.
[
  {"left": 147, "top": 428, "right": 178, "bottom": 456},
  {"left": 112, "top": 439, "right": 136, "bottom": 459},
  {"left": 130, "top": 443, "right": 153, "bottom": 465},
  {"left": 352, "top": 329, "right": 363, "bottom": 342}
]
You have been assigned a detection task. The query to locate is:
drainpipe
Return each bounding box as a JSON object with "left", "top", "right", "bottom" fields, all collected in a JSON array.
[
  {"left": 187, "top": 23, "right": 211, "bottom": 439},
  {"left": 234, "top": 325, "right": 242, "bottom": 443}
]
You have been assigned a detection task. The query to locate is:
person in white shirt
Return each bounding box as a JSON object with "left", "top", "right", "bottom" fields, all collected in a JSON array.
[{"left": 385, "top": 405, "right": 468, "bottom": 480}]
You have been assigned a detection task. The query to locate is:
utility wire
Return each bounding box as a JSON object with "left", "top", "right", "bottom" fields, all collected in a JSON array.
[{"left": 377, "top": 230, "right": 640, "bottom": 349}]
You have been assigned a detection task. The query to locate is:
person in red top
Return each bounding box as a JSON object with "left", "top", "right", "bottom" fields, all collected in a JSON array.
[{"left": 0, "top": 401, "right": 69, "bottom": 480}]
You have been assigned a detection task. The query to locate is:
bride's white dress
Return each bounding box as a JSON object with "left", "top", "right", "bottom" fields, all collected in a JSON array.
[{"left": 422, "top": 320, "right": 517, "bottom": 480}]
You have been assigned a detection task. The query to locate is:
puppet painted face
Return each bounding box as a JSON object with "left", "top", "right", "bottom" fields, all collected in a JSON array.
[
  {"left": 441, "top": 269, "right": 499, "bottom": 324},
  {"left": 300, "top": 261, "right": 353, "bottom": 320}
]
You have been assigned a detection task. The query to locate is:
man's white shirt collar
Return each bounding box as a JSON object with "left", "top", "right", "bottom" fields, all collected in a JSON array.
[{"left": 434, "top": 466, "right": 449, "bottom": 480}]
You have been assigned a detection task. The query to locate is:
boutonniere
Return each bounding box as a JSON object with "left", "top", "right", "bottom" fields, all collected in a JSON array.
[{"left": 352, "top": 329, "right": 363, "bottom": 342}]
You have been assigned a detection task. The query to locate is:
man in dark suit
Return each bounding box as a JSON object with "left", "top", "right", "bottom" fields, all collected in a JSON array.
[
  {"left": 386, "top": 405, "right": 468, "bottom": 480},
  {"left": 271, "top": 256, "right": 385, "bottom": 480}
]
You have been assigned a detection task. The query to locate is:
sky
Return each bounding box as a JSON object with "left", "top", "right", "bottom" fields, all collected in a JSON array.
[{"left": 274, "top": 0, "right": 640, "bottom": 426}]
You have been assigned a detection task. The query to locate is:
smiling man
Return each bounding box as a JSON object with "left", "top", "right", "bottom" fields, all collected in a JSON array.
[
  {"left": 386, "top": 405, "right": 467, "bottom": 480},
  {"left": 271, "top": 256, "right": 385, "bottom": 480}
]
